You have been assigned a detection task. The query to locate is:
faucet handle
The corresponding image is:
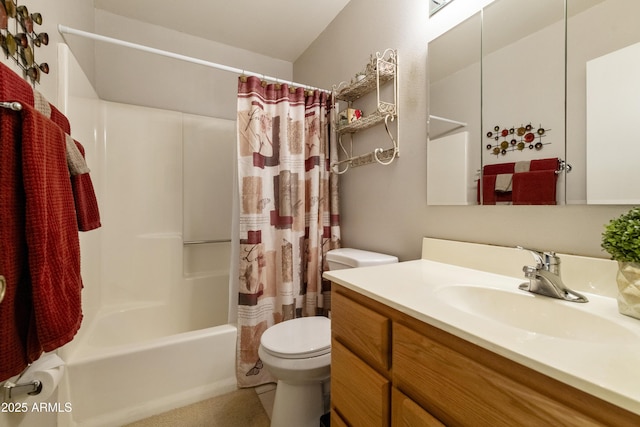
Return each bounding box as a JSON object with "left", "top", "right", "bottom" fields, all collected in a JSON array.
[
  {"left": 516, "top": 246, "right": 560, "bottom": 272},
  {"left": 517, "top": 246, "right": 545, "bottom": 266}
]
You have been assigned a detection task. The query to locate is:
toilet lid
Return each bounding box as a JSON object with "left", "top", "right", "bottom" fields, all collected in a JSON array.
[{"left": 260, "top": 317, "right": 331, "bottom": 359}]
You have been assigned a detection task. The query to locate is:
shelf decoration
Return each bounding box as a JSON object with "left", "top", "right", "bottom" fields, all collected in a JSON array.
[
  {"left": 485, "top": 123, "right": 549, "bottom": 156},
  {"left": 0, "top": 0, "right": 48, "bottom": 85}
]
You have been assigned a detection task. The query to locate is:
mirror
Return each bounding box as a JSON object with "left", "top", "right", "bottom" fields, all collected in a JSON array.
[
  {"left": 566, "top": 0, "right": 640, "bottom": 204},
  {"left": 428, "top": 0, "right": 640, "bottom": 206},
  {"left": 428, "top": 0, "right": 565, "bottom": 205},
  {"left": 427, "top": 13, "right": 481, "bottom": 205},
  {"left": 481, "top": 0, "right": 565, "bottom": 205},
  {"left": 429, "top": 0, "right": 455, "bottom": 17}
]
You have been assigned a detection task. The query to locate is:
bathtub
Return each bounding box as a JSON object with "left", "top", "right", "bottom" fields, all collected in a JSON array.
[
  {"left": 59, "top": 304, "right": 237, "bottom": 427},
  {"left": 57, "top": 255, "right": 238, "bottom": 426}
]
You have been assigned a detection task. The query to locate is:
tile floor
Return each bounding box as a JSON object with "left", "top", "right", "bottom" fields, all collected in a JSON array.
[{"left": 255, "top": 382, "right": 277, "bottom": 419}]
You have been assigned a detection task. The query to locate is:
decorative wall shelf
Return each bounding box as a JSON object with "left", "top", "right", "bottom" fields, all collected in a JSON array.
[
  {"left": 331, "top": 48, "right": 399, "bottom": 174},
  {"left": 334, "top": 63, "right": 395, "bottom": 103}
]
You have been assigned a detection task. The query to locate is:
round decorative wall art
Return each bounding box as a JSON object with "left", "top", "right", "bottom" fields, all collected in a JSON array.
[{"left": 485, "top": 123, "right": 549, "bottom": 156}]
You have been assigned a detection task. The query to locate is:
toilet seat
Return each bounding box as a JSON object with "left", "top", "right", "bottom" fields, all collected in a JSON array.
[{"left": 260, "top": 317, "right": 331, "bottom": 359}]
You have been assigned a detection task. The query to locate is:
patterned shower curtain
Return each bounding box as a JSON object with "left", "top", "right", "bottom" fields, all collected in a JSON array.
[{"left": 235, "top": 76, "right": 341, "bottom": 387}]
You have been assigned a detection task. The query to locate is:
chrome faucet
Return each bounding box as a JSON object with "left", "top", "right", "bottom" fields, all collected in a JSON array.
[{"left": 517, "top": 246, "right": 588, "bottom": 303}]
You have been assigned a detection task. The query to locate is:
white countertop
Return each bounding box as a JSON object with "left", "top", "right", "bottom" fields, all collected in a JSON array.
[{"left": 324, "top": 259, "right": 640, "bottom": 415}]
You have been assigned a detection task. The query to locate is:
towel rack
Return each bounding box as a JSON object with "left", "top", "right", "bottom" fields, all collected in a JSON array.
[
  {"left": 0, "top": 101, "right": 23, "bottom": 111},
  {"left": 556, "top": 158, "right": 573, "bottom": 175}
]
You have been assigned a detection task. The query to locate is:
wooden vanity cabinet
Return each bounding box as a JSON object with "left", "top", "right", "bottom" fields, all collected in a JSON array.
[
  {"left": 331, "top": 284, "right": 640, "bottom": 427},
  {"left": 331, "top": 285, "right": 391, "bottom": 425},
  {"left": 391, "top": 387, "right": 444, "bottom": 427}
]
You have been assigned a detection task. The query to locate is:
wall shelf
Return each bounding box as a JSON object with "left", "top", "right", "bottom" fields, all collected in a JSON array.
[{"left": 332, "top": 48, "right": 399, "bottom": 174}]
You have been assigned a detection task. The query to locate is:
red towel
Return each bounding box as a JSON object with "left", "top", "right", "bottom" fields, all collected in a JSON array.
[
  {"left": 0, "top": 107, "right": 31, "bottom": 380},
  {"left": 480, "top": 162, "right": 516, "bottom": 204},
  {"left": 1, "top": 62, "right": 101, "bottom": 232},
  {"left": 71, "top": 140, "right": 102, "bottom": 231},
  {"left": 0, "top": 63, "right": 69, "bottom": 133},
  {"left": 0, "top": 104, "right": 84, "bottom": 380},
  {"left": 0, "top": 62, "right": 34, "bottom": 109},
  {"left": 512, "top": 170, "right": 558, "bottom": 205},
  {"left": 483, "top": 162, "right": 515, "bottom": 175},
  {"left": 530, "top": 157, "right": 558, "bottom": 172},
  {"left": 480, "top": 175, "right": 497, "bottom": 204},
  {"left": 20, "top": 104, "right": 83, "bottom": 361},
  {"left": 1, "top": 63, "right": 92, "bottom": 380},
  {"left": 478, "top": 175, "right": 513, "bottom": 205}
]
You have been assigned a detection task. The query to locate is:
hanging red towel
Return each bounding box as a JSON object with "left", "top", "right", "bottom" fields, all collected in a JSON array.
[
  {"left": 1, "top": 62, "right": 101, "bottom": 232},
  {"left": 1, "top": 63, "right": 94, "bottom": 380},
  {"left": 0, "top": 62, "right": 34, "bottom": 108},
  {"left": 530, "top": 157, "right": 559, "bottom": 172},
  {"left": 0, "top": 106, "right": 31, "bottom": 381},
  {"left": 512, "top": 170, "right": 558, "bottom": 205},
  {"left": 20, "top": 104, "right": 83, "bottom": 362},
  {"left": 70, "top": 140, "right": 101, "bottom": 231}
]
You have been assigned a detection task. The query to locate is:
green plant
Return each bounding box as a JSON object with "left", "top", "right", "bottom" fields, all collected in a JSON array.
[{"left": 602, "top": 207, "right": 640, "bottom": 263}]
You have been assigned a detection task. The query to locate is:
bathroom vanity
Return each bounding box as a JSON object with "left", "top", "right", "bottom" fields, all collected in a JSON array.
[{"left": 324, "top": 239, "right": 640, "bottom": 426}]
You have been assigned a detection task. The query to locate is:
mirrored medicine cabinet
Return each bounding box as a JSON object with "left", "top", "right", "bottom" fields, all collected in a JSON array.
[{"left": 427, "top": 0, "right": 640, "bottom": 206}]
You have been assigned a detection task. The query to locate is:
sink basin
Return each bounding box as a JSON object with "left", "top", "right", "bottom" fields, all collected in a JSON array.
[{"left": 435, "top": 284, "right": 638, "bottom": 343}]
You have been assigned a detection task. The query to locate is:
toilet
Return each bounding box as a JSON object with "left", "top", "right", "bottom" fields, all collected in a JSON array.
[{"left": 258, "top": 248, "right": 398, "bottom": 427}]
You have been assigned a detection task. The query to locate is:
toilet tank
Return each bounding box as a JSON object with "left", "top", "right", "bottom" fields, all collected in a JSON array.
[{"left": 326, "top": 248, "right": 398, "bottom": 270}]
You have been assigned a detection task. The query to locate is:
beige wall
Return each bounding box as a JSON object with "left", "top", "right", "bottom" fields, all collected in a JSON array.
[{"left": 294, "top": 0, "right": 628, "bottom": 261}]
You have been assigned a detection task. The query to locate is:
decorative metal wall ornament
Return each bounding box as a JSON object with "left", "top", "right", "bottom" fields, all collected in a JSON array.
[
  {"left": 485, "top": 123, "right": 550, "bottom": 156},
  {"left": 0, "top": 0, "right": 48, "bottom": 85}
]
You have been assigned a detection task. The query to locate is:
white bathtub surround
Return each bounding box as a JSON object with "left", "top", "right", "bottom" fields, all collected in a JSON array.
[
  {"left": 56, "top": 46, "right": 237, "bottom": 426},
  {"left": 323, "top": 238, "right": 640, "bottom": 416}
]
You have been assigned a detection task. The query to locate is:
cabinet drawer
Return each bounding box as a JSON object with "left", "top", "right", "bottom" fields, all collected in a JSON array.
[
  {"left": 392, "top": 387, "right": 444, "bottom": 427},
  {"left": 392, "top": 323, "right": 602, "bottom": 426},
  {"left": 332, "top": 290, "right": 390, "bottom": 372},
  {"left": 332, "top": 339, "right": 390, "bottom": 426}
]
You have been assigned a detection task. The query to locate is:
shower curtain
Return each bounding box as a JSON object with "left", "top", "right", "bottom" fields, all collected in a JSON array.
[{"left": 235, "top": 76, "right": 341, "bottom": 387}]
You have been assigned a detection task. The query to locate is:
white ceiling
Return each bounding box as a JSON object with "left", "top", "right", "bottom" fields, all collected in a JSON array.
[{"left": 93, "top": 0, "right": 351, "bottom": 62}]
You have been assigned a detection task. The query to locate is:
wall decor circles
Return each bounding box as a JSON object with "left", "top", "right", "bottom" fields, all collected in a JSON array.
[{"left": 486, "top": 122, "right": 550, "bottom": 156}]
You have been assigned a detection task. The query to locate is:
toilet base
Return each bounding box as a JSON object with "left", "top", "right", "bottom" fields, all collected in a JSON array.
[{"left": 270, "top": 379, "right": 324, "bottom": 427}]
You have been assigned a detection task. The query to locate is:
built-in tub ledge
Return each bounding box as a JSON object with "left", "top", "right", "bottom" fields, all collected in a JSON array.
[{"left": 323, "top": 237, "right": 640, "bottom": 416}]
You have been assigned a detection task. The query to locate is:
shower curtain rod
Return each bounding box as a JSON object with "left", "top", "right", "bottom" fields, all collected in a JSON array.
[{"left": 57, "top": 25, "right": 330, "bottom": 93}]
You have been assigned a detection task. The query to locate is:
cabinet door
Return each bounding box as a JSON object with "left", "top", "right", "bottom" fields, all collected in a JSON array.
[
  {"left": 393, "top": 323, "right": 603, "bottom": 426},
  {"left": 330, "top": 410, "right": 349, "bottom": 427},
  {"left": 332, "top": 290, "right": 390, "bottom": 372},
  {"left": 392, "top": 388, "right": 444, "bottom": 427},
  {"left": 332, "top": 339, "right": 390, "bottom": 426}
]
